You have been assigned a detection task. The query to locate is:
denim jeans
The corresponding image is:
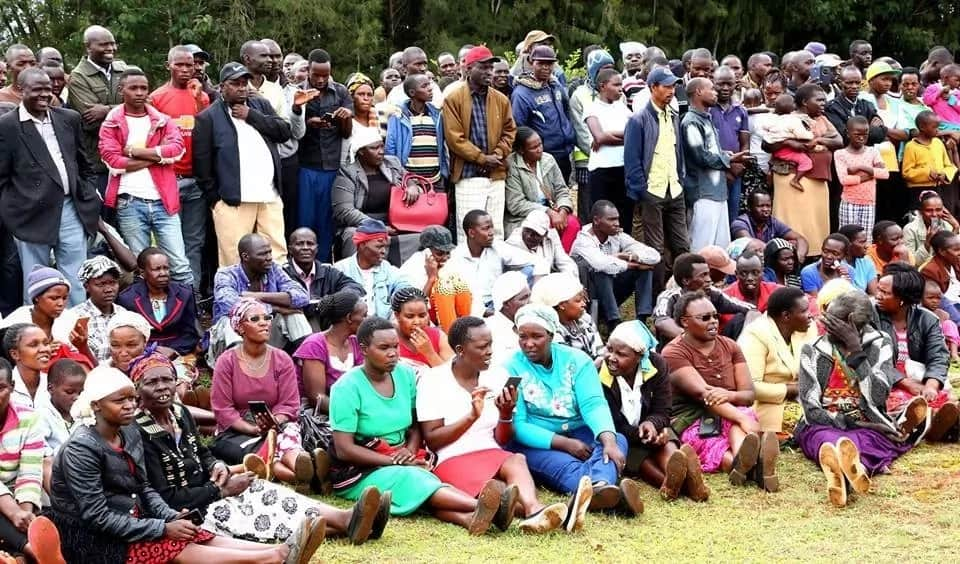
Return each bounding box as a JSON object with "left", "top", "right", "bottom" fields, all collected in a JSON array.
[
  {"left": 116, "top": 196, "right": 193, "bottom": 286},
  {"left": 15, "top": 199, "right": 87, "bottom": 306},
  {"left": 508, "top": 426, "right": 628, "bottom": 494},
  {"left": 728, "top": 177, "right": 743, "bottom": 223},
  {"left": 178, "top": 178, "right": 206, "bottom": 290}
]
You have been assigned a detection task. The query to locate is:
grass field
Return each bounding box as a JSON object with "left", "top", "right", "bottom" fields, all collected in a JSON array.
[{"left": 308, "top": 442, "right": 960, "bottom": 563}]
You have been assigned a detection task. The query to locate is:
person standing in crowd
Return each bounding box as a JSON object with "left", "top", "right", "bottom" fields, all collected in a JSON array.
[
  {"left": 241, "top": 41, "right": 285, "bottom": 117},
  {"left": 437, "top": 52, "right": 458, "bottom": 79},
  {"left": 385, "top": 73, "right": 447, "bottom": 188},
  {"left": 902, "top": 111, "right": 960, "bottom": 215},
  {"left": 0, "top": 68, "right": 101, "bottom": 307},
  {"left": 709, "top": 66, "right": 750, "bottom": 219},
  {"left": 585, "top": 69, "right": 632, "bottom": 232},
  {"left": 443, "top": 46, "right": 517, "bottom": 240},
  {"left": 271, "top": 49, "right": 315, "bottom": 240},
  {"left": 298, "top": 49, "right": 353, "bottom": 262},
  {"left": 833, "top": 116, "right": 889, "bottom": 238},
  {"left": 150, "top": 45, "right": 212, "bottom": 293},
  {"left": 861, "top": 61, "right": 909, "bottom": 222},
  {"left": 0, "top": 45, "right": 39, "bottom": 105},
  {"left": 193, "top": 62, "right": 291, "bottom": 267},
  {"left": 570, "top": 48, "right": 613, "bottom": 222},
  {"left": 743, "top": 53, "right": 773, "bottom": 90},
  {"left": 387, "top": 47, "right": 444, "bottom": 109}
]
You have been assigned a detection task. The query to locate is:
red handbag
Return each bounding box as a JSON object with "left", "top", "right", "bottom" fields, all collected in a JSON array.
[{"left": 388, "top": 172, "right": 448, "bottom": 233}]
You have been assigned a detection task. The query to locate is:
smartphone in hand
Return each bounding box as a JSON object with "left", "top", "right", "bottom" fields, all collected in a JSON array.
[{"left": 248, "top": 401, "right": 280, "bottom": 430}]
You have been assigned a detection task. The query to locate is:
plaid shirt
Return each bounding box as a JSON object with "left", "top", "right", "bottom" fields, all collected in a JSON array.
[
  {"left": 68, "top": 300, "right": 127, "bottom": 362},
  {"left": 461, "top": 88, "right": 490, "bottom": 179}
]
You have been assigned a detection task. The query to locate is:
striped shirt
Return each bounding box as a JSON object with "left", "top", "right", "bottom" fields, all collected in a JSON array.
[
  {"left": 0, "top": 404, "right": 45, "bottom": 507},
  {"left": 406, "top": 114, "right": 441, "bottom": 183}
]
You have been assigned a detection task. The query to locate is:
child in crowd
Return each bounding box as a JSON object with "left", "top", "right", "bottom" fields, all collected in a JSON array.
[
  {"left": 902, "top": 111, "right": 960, "bottom": 213},
  {"left": 760, "top": 94, "right": 816, "bottom": 190},
  {"left": 39, "top": 359, "right": 87, "bottom": 492},
  {"left": 741, "top": 88, "right": 765, "bottom": 113},
  {"left": 833, "top": 116, "right": 889, "bottom": 241},
  {"left": 922, "top": 279, "right": 960, "bottom": 364}
]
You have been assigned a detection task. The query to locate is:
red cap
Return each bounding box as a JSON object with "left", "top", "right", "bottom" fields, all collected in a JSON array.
[{"left": 464, "top": 46, "right": 498, "bottom": 67}]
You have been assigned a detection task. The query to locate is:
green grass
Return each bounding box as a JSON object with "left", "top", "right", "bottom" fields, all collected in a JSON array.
[{"left": 308, "top": 443, "right": 960, "bottom": 563}]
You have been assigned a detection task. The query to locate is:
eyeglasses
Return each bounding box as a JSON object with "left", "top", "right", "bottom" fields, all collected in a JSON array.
[
  {"left": 245, "top": 314, "right": 274, "bottom": 323},
  {"left": 683, "top": 313, "right": 719, "bottom": 322}
]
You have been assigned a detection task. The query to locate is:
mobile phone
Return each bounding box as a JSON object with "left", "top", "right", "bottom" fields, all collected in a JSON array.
[
  {"left": 75, "top": 317, "right": 90, "bottom": 332},
  {"left": 322, "top": 112, "right": 336, "bottom": 121},
  {"left": 698, "top": 414, "right": 721, "bottom": 438},
  {"left": 248, "top": 401, "right": 280, "bottom": 429},
  {"left": 182, "top": 508, "right": 204, "bottom": 526},
  {"left": 504, "top": 376, "right": 523, "bottom": 389}
]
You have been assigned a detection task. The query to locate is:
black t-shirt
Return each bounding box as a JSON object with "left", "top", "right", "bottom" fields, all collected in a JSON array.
[{"left": 363, "top": 173, "right": 392, "bottom": 218}]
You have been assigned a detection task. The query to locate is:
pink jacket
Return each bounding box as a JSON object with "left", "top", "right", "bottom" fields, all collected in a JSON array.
[
  {"left": 98, "top": 104, "right": 185, "bottom": 214},
  {"left": 922, "top": 83, "right": 960, "bottom": 127}
]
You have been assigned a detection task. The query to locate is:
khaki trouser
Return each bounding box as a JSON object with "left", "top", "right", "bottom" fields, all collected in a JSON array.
[
  {"left": 454, "top": 178, "right": 506, "bottom": 241},
  {"left": 212, "top": 199, "right": 287, "bottom": 266}
]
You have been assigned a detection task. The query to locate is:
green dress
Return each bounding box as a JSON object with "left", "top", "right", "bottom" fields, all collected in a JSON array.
[{"left": 329, "top": 363, "right": 445, "bottom": 515}]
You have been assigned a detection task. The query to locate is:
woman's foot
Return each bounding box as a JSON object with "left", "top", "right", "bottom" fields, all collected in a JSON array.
[
  {"left": 835, "top": 437, "right": 871, "bottom": 494},
  {"left": 467, "top": 480, "right": 501, "bottom": 535},
  {"left": 312, "top": 448, "right": 331, "bottom": 482},
  {"left": 518, "top": 502, "right": 567, "bottom": 534},
  {"left": 899, "top": 396, "right": 929, "bottom": 438},
  {"left": 616, "top": 478, "right": 644, "bottom": 516},
  {"left": 562, "top": 475, "right": 593, "bottom": 533},
  {"left": 729, "top": 432, "right": 760, "bottom": 486},
  {"left": 369, "top": 490, "right": 392, "bottom": 540},
  {"left": 926, "top": 403, "right": 960, "bottom": 442},
  {"left": 492, "top": 482, "right": 519, "bottom": 531},
  {"left": 588, "top": 481, "right": 621, "bottom": 511},
  {"left": 660, "top": 449, "right": 688, "bottom": 501},
  {"left": 818, "top": 442, "right": 847, "bottom": 508},
  {"left": 243, "top": 453, "right": 268, "bottom": 480},
  {"left": 27, "top": 516, "right": 65, "bottom": 564},
  {"left": 293, "top": 451, "right": 315, "bottom": 484},
  {"left": 265, "top": 428, "right": 278, "bottom": 481},
  {"left": 679, "top": 444, "right": 710, "bottom": 502},
  {"left": 345, "top": 486, "right": 381, "bottom": 545},
  {"left": 753, "top": 431, "right": 780, "bottom": 492},
  {"left": 296, "top": 515, "right": 327, "bottom": 564}
]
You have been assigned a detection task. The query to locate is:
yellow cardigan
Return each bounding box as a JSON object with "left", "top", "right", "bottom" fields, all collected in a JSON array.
[{"left": 901, "top": 137, "right": 959, "bottom": 188}]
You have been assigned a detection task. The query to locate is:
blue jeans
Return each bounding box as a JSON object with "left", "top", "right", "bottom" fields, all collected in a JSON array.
[
  {"left": 298, "top": 168, "right": 338, "bottom": 262},
  {"left": 589, "top": 268, "right": 653, "bottom": 323},
  {"left": 728, "top": 177, "right": 742, "bottom": 222},
  {"left": 178, "top": 178, "right": 206, "bottom": 290},
  {"left": 509, "top": 426, "right": 628, "bottom": 494},
  {"left": 15, "top": 199, "right": 87, "bottom": 306},
  {"left": 116, "top": 196, "right": 193, "bottom": 286}
]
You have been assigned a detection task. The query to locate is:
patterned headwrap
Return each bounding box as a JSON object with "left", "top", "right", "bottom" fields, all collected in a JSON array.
[
  {"left": 587, "top": 49, "right": 615, "bottom": 88},
  {"left": 77, "top": 256, "right": 120, "bottom": 284},
  {"left": 128, "top": 349, "right": 175, "bottom": 385},
  {"left": 514, "top": 304, "right": 562, "bottom": 334},
  {"left": 229, "top": 298, "right": 268, "bottom": 333},
  {"left": 347, "top": 72, "right": 375, "bottom": 95}
]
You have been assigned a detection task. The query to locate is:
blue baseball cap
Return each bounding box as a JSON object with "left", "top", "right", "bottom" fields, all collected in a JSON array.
[{"left": 647, "top": 67, "right": 679, "bottom": 86}]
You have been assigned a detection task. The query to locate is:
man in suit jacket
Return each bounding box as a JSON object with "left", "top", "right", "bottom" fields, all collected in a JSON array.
[
  {"left": 0, "top": 68, "right": 102, "bottom": 306},
  {"left": 193, "top": 62, "right": 292, "bottom": 267}
]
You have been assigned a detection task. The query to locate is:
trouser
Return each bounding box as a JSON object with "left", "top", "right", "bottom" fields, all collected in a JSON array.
[
  {"left": 116, "top": 195, "right": 193, "bottom": 286},
  {"left": 590, "top": 167, "right": 635, "bottom": 237},
  {"left": 0, "top": 512, "right": 26, "bottom": 553},
  {"left": 15, "top": 199, "right": 86, "bottom": 306},
  {"left": 280, "top": 154, "right": 301, "bottom": 239},
  {"left": 548, "top": 151, "right": 572, "bottom": 184},
  {"left": 689, "top": 198, "right": 730, "bottom": 251},
  {"left": 0, "top": 224, "right": 22, "bottom": 317},
  {"left": 727, "top": 177, "right": 742, "bottom": 224},
  {"left": 575, "top": 164, "right": 591, "bottom": 223},
  {"left": 454, "top": 177, "right": 506, "bottom": 241},
  {"left": 298, "top": 167, "right": 338, "bottom": 262},
  {"left": 211, "top": 199, "right": 287, "bottom": 267},
  {"left": 508, "top": 426, "right": 628, "bottom": 494},
  {"left": 640, "top": 193, "right": 689, "bottom": 299},
  {"left": 178, "top": 177, "right": 206, "bottom": 291},
  {"left": 589, "top": 267, "right": 654, "bottom": 323}
]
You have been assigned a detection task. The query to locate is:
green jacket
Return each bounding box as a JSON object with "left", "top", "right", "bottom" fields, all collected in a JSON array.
[
  {"left": 67, "top": 58, "right": 126, "bottom": 174},
  {"left": 503, "top": 152, "right": 574, "bottom": 238}
]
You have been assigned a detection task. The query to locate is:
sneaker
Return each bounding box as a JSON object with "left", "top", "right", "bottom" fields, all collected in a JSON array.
[
  {"left": 297, "top": 515, "right": 326, "bottom": 564},
  {"left": 755, "top": 431, "right": 780, "bottom": 492},
  {"left": 243, "top": 453, "right": 268, "bottom": 480},
  {"left": 369, "top": 490, "right": 392, "bottom": 540},
  {"left": 926, "top": 403, "right": 960, "bottom": 442},
  {"left": 518, "top": 502, "right": 567, "bottom": 534},
  {"left": 729, "top": 432, "right": 760, "bottom": 486},
  {"left": 27, "top": 516, "right": 65, "bottom": 564},
  {"left": 617, "top": 478, "right": 644, "bottom": 516},
  {"left": 836, "top": 437, "right": 870, "bottom": 494},
  {"left": 345, "top": 486, "right": 381, "bottom": 545},
  {"left": 588, "top": 482, "right": 621, "bottom": 511},
  {"left": 899, "top": 396, "right": 929, "bottom": 438},
  {"left": 562, "top": 476, "right": 593, "bottom": 533},
  {"left": 467, "top": 480, "right": 500, "bottom": 535},
  {"left": 818, "top": 442, "right": 847, "bottom": 508},
  {"left": 679, "top": 444, "right": 710, "bottom": 502},
  {"left": 659, "top": 449, "right": 688, "bottom": 501},
  {"left": 493, "top": 483, "right": 519, "bottom": 531}
]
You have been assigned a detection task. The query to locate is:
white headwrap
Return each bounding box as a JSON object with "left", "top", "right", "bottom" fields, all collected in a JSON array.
[
  {"left": 521, "top": 209, "right": 551, "bottom": 236},
  {"left": 620, "top": 42, "right": 647, "bottom": 60},
  {"left": 70, "top": 366, "right": 135, "bottom": 426},
  {"left": 514, "top": 304, "right": 561, "bottom": 334},
  {"left": 492, "top": 271, "right": 529, "bottom": 311},
  {"left": 349, "top": 126, "right": 384, "bottom": 163},
  {"left": 106, "top": 310, "right": 152, "bottom": 341},
  {"left": 530, "top": 272, "right": 583, "bottom": 307}
]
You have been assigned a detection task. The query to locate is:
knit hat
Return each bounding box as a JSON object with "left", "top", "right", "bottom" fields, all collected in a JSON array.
[
  {"left": 763, "top": 238, "right": 795, "bottom": 269},
  {"left": 587, "top": 49, "right": 615, "bottom": 86},
  {"left": 27, "top": 266, "right": 71, "bottom": 302}
]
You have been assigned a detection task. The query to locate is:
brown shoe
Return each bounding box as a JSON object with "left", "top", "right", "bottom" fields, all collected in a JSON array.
[
  {"left": 729, "top": 432, "right": 760, "bottom": 486},
  {"left": 588, "top": 482, "right": 621, "bottom": 511},
  {"left": 899, "top": 396, "right": 929, "bottom": 438},
  {"left": 818, "top": 442, "right": 847, "bottom": 508},
  {"left": 617, "top": 478, "right": 644, "bottom": 516},
  {"left": 493, "top": 483, "right": 519, "bottom": 531},
  {"left": 679, "top": 444, "right": 710, "bottom": 502},
  {"left": 926, "top": 403, "right": 960, "bottom": 442},
  {"left": 243, "top": 453, "right": 268, "bottom": 480},
  {"left": 659, "top": 449, "right": 688, "bottom": 501},
  {"left": 467, "top": 480, "right": 500, "bottom": 535},
  {"left": 563, "top": 476, "right": 593, "bottom": 533},
  {"left": 312, "top": 448, "right": 331, "bottom": 481},
  {"left": 756, "top": 431, "right": 780, "bottom": 493},
  {"left": 293, "top": 451, "right": 315, "bottom": 484},
  {"left": 298, "top": 515, "right": 326, "bottom": 564},
  {"left": 836, "top": 437, "right": 870, "bottom": 494}
]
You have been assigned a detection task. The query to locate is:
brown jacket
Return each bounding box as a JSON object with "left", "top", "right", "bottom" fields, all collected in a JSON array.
[{"left": 442, "top": 81, "right": 516, "bottom": 182}]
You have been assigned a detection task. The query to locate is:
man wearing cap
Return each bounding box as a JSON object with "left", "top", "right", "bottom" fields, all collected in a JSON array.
[
  {"left": 334, "top": 218, "right": 413, "bottom": 319},
  {"left": 505, "top": 209, "right": 578, "bottom": 276},
  {"left": 442, "top": 45, "right": 517, "bottom": 241},
  {"left": 511, "top": 45, "right": 575, "bottom": 182},
  {"left": 283, "top": 227, "right": 363, "bottom": 329},
  {"left": 624, "top": 66, "right": 688, "bottom": 299},
  {"left": 193, "top": 62, "right": 292, "bottom": 267},
  {"left": 68, "top": 256, "right": 127, "bottom": 362},
  {"left": 68, "top": 25, "right": 126, "bottom": 193},
  {"left": 150, "top": 45, "right": 212, "bottom": 291},
  {"left": 184, "top": 44, "right": 218, "bottom": 102},
  {"left": 510, "top": 30, "right": 567, "bottom": 86}
]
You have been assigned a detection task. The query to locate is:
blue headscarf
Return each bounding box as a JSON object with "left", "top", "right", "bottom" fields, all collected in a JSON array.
[{"left": 587, "top": 49, "right": 615, "bottom": 89}]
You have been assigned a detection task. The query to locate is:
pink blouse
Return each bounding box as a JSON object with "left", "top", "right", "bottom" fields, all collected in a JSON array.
[{"left": 211, "top": 347, "right": 300, "bottom": 433}]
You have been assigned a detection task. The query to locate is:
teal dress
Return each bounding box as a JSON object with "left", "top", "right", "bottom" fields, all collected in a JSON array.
[{"left": 329, "top": 363, "right": 445, "bottom": 515}]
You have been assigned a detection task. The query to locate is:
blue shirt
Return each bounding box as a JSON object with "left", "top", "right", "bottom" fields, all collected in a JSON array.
[
  {"left": 800, "top": 261, "right": 853, "bottom": 293},
  {"left": 708, "top": 103, "right": 749, "bottom": 152},
  {"left": 333, "top": 255, "right": 412, "bottom": 319},
  {"left": 730, "top": 214, "right": 792, "bottom": 243},
  {"left": 848, "top": 257, "right": 877, "bottom": 292},
  {"left": 213, "top": 263, "right": 310, "bottom": 322}
]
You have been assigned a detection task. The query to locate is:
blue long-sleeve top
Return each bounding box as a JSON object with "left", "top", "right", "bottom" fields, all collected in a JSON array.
[{"left": 505, "top": 343, "right": 615, "bottom": 449}]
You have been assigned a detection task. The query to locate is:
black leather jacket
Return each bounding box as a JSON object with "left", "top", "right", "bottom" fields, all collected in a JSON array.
[
  {"left": 875, "top": 305, "right": 949, "bottom": 387},
  {"left": 50, "top": 424, "right": 179, "bottom": 543}
]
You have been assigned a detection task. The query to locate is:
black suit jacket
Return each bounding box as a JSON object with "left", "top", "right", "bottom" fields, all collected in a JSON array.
[{"left": 0, "top": 107, "right": 101, "bottom": 245}]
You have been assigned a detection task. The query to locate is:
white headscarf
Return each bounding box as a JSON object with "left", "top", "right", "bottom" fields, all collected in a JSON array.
[
  {"left": 530, "top": 272, "right": 583, "bottom": 307},
  {"left": 106, "top": 310, "right": 152, "bottom": 341},
  {"left": 492, "top": 271, "right": 529, "bottom": 311},
  {"left": 349, "top": 126, "right": 384, "bottom": 163},
  {"left": 620, "top": 42, "right": 647, "bottom": 61},
  {"left": 514, "top": 304, "right": 561, "bottom": 334},
  {"left": 70, "top": 366, "right": 135, "bottom": 426}
]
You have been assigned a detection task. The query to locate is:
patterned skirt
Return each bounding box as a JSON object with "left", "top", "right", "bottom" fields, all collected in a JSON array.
[
  {"left": 127, "top": 530, "right": 216, "bottom": 564},
  {"left": 202, "top": 479, "right": 322, "bottom": 543}
]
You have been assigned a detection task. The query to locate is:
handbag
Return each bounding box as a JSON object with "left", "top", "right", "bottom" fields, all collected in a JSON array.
[{"left": 388, "top": 172, "right": 448, "bottom": 233}]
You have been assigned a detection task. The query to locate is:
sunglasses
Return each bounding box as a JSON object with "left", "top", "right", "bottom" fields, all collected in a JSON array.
[
  {"left": 684, "top": 312, "right": 719, "bottom": 322},
  {"left": 245, "top": 314, "right": 274, "bottom": 323}
]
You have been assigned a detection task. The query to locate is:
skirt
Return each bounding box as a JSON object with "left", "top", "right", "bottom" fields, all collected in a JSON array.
[
  {"left": 337, "top": 466, "right": 445, "bottom": 516},
  {"left": 127, "top": 530, "right": 215, "bottom": 564},
  {"left": 796, "top": 423, "right": 913, "bottom": 475},
  {"left": 203, "top": 479, "right": 321, "bottom": 543},
  {"left": 772, "top": 175, "right": 830, "bottom": 257},
  {"left": 680, "top": 407, "right": 758, "bottom": 473},
  {"left": 433, "top": 448, "right": 513, "bottom": 497}
]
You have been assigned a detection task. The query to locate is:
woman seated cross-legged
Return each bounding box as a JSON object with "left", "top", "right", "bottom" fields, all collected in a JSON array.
[
  {"left": 503, "top": 305, "right": 642, "bottom": 523},
  {"left": 417, "top": 317, "right": 572, "bottom": 534},
  {"left": 328, "top": 317, "right": 506, "bottom": 535},
  {"left": 662, "top": 291, "right": 781, "bottom": 492}
]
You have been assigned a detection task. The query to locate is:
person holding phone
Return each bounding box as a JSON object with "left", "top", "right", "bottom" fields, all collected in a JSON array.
[
  {"left": 392, "top": 288, "right": 454, "bottom": 375},
  {"left": 418, "top": 317, "right": 571, "bottom": 534}
]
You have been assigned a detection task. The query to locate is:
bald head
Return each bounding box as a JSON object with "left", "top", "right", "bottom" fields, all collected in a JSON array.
[
  {"left": 400, "top": 46, "right": 428, "bottom": 77},
  {"left": 37, "top": 47, "right": 62, "bottom": 66},
  {"left": 83, "top": 25, "right": 116, "bottom": 66}
]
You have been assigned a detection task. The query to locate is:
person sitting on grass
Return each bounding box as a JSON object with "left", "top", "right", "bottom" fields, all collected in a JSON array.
[
  {"left": 921, "top": 279, "right": 960, "bottom": 365},
  {"left": 391, "top": 287, "right": 454, "bottom": 375},
  {"left": 601, "top": 321, "right": 710, "bottom": 502},
  {"left": 762, "top": 238, "right": 802, "bottom": 288},
  {"left": 486, "top": 272, "right": 531, "bottom": 369},
  {"left": 329, "top": 317, "right": 505, "bottom": 535},
  {"left": 662, "top": 291, "right": 781, "bottom": 492},
  {"left": 730, "top": 191, "right": 808, "bottom": 257},
  {"left": 530, "top": 273, "right": 604, "bottom": 361},
  {"left": 3, "top": 324, "right": 52, "bottom": 410},
  {"left": 418, "top": 317, "right": 571, "bottom": 534},
  {"left": 837, "top": 224, "right": 879, "bottom": 295},
  {"left": 503, "top": 304, "right": 643, "bottom": 525},
  {"left": 796, "top": 290, "right": 928, "bottom": 508}
]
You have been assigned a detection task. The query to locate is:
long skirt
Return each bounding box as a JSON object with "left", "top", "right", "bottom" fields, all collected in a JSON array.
[
  {"left": 772, "top": 175, "right": 830, "bottom": 257},
  {"left": 202, "top": 479, "right": 321, "bottom": 543},
  {"left": 796, "top": 423, "right": 913, "bottom": 475}
]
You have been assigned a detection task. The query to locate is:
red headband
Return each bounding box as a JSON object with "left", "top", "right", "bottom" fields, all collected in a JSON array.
[{"left": 353, "top": 231, "right": 388, "bottom": 246}]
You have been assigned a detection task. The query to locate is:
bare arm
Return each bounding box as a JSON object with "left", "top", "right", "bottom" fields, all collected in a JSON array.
[{"left": 300, "top": 360, "right": 329, "bottom": 412}]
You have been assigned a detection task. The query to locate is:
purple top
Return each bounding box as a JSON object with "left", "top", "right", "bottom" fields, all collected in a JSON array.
[
  {"left": 730, "top": 213, "right": 792, "bottom": 243},
  {"left": 708, "top": 103, "right": 749, "bottom": 152},
  {"left": 293, "top": 333, "right": 363, "bottom": 395},
  {"left": 212, "top": 263, "right": 310, "bottom": 322},
  {"left": 211, "top": 347, "right": 300, "bottom": 433}
]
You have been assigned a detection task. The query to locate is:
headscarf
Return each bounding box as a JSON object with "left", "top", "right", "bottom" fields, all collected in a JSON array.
[
  {"left": 349, "top": 125, "right": 383, "bottom": 163},
  {"left": 514, "top": 304, "right": 561, "bottom": 334},
  {"left": 128, "top": 350, "right": 175, "bottom": 385},
  {"left": 77, "top": 256, "right": 120, "bottom": 284},
  {"left": 816, "top": 278, "right": 856, "bottom": 313},
  {"left": 71, "top": 365, "right": 135, "bottom": 426},
  {"left": 492, "top": 271, "right": 529, "bottom": 311},
  {"left": 587, "top": 49, "right": 615, "bottom": 87},
  {"left": 530, "top": 273, "right": 583, "bottom": 308},
  {"left": 352, "top": 218, "right": 389, "bottom": 247},
  {"left": 726, "top": 237, "right": 752, "bottom": 262},
  {"left": 107, "top": 310, "right": 152, "bottom": 341},
  {"left": 346, "top": 72, "right": 374, "bottom": 95},
  {"left": 607, "top": 320, "right": 658, "bottom": 375},
  {"left": 619, "top": 42, "right": 646, "bottom": 62},
  {"left": 229, "top": 298, "right": 267, "bottom": 333}
]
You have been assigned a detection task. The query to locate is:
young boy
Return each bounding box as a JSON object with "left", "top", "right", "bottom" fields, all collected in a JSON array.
[
  {"left": 39, "top": 359, "right": 86, "bottom": 492},
  {"left": 833, "top": 116, "right": 889, "bottom": 240},
  {"left": 902, "top": 110, "right": 960, "bottom": 215},
  {"left": 760, "top": 94, "right": 816, "bottom": 190}
]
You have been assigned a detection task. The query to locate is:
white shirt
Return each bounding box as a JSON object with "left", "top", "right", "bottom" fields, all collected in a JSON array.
[
  {"left": 360, "top": 266, "right": 377, "bottom": 313},
  {"left": 399, "top": 250, "right": 430, "bottom": 292},
  {"left": 11, "top": 367, "right": 50, "bottom": 410},
  {"left": 19, "top": 105, "right": 70, "bottom": 194},
  {"left": 505, "top": 228, "right": 579, "bottom": 277},
  {"left": 447, "top": 241, "right": 548, "bottom": 315},
  {"left": 748, "top": 110, "right": 775, "bottom": 173},
  {"left": 948, "top": 267, "right": 960, "bottom": 302},
  {"left": 232, "top": 116, "right": 277, "bottom": 202},
  {"left": 416, "top": 362, "right": 508, "bottom": 464},
  {"left": 118, "top": 115, "right": 160, "bottom": 200},
  {"left": 486, "top": 312, "right": 519, "bottom": 369},
  {"left": 616, "top": 375, "right": 644, "bottom": 427},
  {"left": 387, "top": 80, "right": 444, "bottom": 110},
  {"left": 0, "top": 305, "right": 79, "bottom": 345},
  {"left": 584, "top": 98, "right": 632, "bottom": 170}
]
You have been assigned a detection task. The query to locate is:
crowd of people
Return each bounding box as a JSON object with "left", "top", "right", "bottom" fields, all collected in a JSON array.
[{"left": 0, "top": 23, "right": 958, "bottom": 563}]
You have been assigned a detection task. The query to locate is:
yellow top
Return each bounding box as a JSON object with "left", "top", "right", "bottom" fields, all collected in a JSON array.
[
  {"left": 647, "top": 104, "right": 682, "bottom": 199},
  {"left": 901, "top": 137, "right": 959, "bottom": 188}
]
